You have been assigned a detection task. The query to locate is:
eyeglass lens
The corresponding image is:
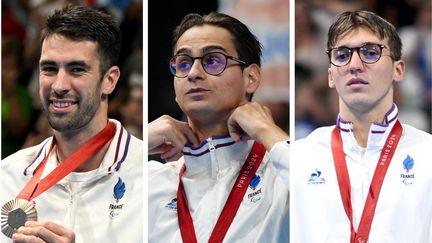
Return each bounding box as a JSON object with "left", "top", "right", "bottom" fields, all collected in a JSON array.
[
  {"left": 330, "top": 44, "right": 383, "bottom": 66},
  {"left": 170, "top": 52, "right": 228, "bottom": 78}
]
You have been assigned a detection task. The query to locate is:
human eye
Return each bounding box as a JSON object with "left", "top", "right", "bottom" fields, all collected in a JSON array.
[
  {"left": 41, "top": 66, "right": 58, "bottom": 72},
  {"left": 70, "top": 67, "right": 86, "bottom": 73},
  {"left": 176, "top": 55, "right": 192, "bottom": 72},
  {"left": 39, "top": 63, "right": 58, "bottom": 75},
  {"left": 67, "top": 62, "right": 91, "bottom": 75},
  {"left": 332, "top": 48, "right": 351, "bottom": 63},
  {"left": 39, "top": 60, "right": 59, "bottom": 76},
  {"left": 68, "top": 66, "right": 87, "bottom": 77},
  {"left": 204, "top": 53, "right": 225, "bottom": 67},
  {"left": 360, "top": 44, "right": 381, "bottom": 61}
]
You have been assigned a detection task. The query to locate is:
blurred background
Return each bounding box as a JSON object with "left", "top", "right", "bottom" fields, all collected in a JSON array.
[
  {"left": 148, "top": 0, "right": 290, "bottom": 160},
  {"left": 295, "top": 0, "right": 432, "bottom": 139},
  {"left": 1, "top": 0, "right": 143, "bottom": 158},
  {"left": 2, "top": 0, "right": 430, "bottom": 157}
]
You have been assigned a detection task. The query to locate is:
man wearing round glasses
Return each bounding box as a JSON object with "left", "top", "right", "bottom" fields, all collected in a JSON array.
[
  {"left": 293, "top": 10, "right": 432, "bottom": 242},
  {"left": 170, "top": 52, "right": 246, "bottom": 78},
  {"left": 148, "top": 12, "right": 289, "bottom": 242}
]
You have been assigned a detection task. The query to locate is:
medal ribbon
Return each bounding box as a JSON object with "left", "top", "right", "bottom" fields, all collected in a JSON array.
[
  {"left": 17, "top": 122, "right": 116, "bottom": 201},
  {"left": 331, "top": 120, "right": 402, "bottom": 243},
  {"left": 177, "top": 141, "right": 266, "bottom": 243}
]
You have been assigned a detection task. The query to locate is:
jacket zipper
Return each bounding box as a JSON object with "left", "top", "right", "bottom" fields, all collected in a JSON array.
[{"left": 207, "top": 137, "right": 218, "bottom": 178}]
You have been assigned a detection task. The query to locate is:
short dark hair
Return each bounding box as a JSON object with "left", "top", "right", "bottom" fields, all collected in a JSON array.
[
  {"left": 41, "top": 4, "right": 121, "bottom": 76},
  {"left": 327, "top": 10, "right": 402, "bottom": 61},
  {"left": 172, "top": 12, "right": 263, "bottom": 67}
]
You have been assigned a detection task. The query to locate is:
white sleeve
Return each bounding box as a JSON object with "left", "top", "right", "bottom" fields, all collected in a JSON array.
[{"left": 268, "top": 140, "right": 290, "bottom": 187}]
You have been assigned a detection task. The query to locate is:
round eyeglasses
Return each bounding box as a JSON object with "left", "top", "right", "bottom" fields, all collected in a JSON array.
[
  {"left": 326, "top": 43, "right": 388, "bottom": 67},
  {"left": 169, "top": 52, "right": 246, "bottom": 78}
]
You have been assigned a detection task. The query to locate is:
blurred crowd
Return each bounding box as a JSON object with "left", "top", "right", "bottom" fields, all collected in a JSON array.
[
  {"left": 2, "top": 0, "right": 143, "bottom": 158},
  {"left": 3, "top": 0, "right": 430, "bottom": 157},
  {"left": 295, "top": 0, "right": 432, "bottom": 139}
]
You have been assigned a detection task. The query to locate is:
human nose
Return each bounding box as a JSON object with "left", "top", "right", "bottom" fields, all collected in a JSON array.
[
  {"left": 348, "top": 49, "right": 364, "bottom": 73},
  {"left": 51, "top": 69, "right": 71, "bottom": 94},
  {"left": 187, "top": 59, "right": 205, "bottom": 82}
]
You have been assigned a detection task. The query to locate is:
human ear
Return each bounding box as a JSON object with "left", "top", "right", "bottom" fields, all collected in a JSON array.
[
  {"left": 392, "top": 60, "right": 405, "bottom": 83},
  {"left": 243, "top": 64, "right": 261, "bottom": 96},
  {"left": 328, "top": 68, "right": 335, "bottom": 88},
  {"left": 102, "top": 66, "right": 120, "bottom": 95}
]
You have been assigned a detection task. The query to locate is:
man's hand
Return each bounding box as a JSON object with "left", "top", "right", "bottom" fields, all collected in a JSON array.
[
  {"left": 227, "top": 102, "right": 289, "bottom": 150},
  {"left": 148, "top": 115, "right": 199, "bottom": 161},
  {"left": 12, "top": 221, "right": 75, "bottom": 243}
]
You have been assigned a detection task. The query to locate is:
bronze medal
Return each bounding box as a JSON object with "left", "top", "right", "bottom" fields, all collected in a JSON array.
[{"left": 1, "top": 199, "right": 37, "bottom": 238}]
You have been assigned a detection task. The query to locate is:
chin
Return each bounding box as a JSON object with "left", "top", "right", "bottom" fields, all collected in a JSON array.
[
  {"left": 184, "top": 107, "right": 213, "bottom": 117},
  {"left": 345, "top": 99, "right": 378, "bottom": 112}
]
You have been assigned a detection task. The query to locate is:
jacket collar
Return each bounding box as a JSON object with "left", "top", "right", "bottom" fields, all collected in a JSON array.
[
  {"left": 336, "top": 104, "right": 399, "bottom": 150},
  {"left": 23, "top": 119, "right": 131, "bottom": 181},
  {"left": 182, "top": 136, "right": 255, "bottom": 179}
]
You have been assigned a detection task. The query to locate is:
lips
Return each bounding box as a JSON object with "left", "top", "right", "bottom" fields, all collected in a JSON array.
[
  {"left": 347, "top": 78, "right": 369, "bottom": 86},
  {"left": 185, "top": 88, "right": 210, "bottom": 95},
  {"left": 49, "top": 98, "right": 78, "bottom": 111}
]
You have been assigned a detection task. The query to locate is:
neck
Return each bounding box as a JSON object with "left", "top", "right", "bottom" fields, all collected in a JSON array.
[
  {"left": 350, "top": 118, "right": 372, "bottom": 148},
  {"left": 340, "top": 103, "right": 393, "bottom": 148},
  {"left": 54, "top": 121, "right": 112, "bottom": 172},
  {"left": 187, "top": 117, "right": 229, "bottom": 142}
]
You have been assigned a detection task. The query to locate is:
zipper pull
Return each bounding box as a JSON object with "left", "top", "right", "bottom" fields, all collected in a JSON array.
[{"left": 207, "top": 137, "right": 216, "bottom": 152}]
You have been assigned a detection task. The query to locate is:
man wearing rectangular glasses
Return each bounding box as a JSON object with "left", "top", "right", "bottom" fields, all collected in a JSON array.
[
  {"left": 293, "top": 10, "right": 432, "bottom": 242},
  {"left": 148, "top": 12, "right": 289, "bottom": 243}
]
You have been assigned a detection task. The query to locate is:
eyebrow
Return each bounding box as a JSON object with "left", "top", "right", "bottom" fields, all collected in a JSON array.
[
  {"left": 66, "top": 61, "right": 91, "bottom": 70},
  {"left": 39, "top": 60, "right": 91, "bottom": 70},
  {"left": 39, "top": 60, "right": 57, "bottom": 67},
  {"left": 202, "top": 45, "right": 227, "bottom": 53},
  {"left": 175, "top": 45, "right": 228, "bottom": 56},
  {"left": 336, "top": 42, "right": 381, "bottom": 49}
]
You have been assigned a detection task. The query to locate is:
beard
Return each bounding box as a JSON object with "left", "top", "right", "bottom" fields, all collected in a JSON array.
[{"left": 42, "top": 88, "right": 101, "bottom": 133}]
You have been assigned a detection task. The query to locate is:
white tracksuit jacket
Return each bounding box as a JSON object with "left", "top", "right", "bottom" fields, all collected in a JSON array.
[
  {"left": 1, "top": 119, "right": 143, "bottom": 243},
  {"left": 292, "top": 105, "right": 432, "bottom": 242},
  {"left": 148, "top": 136, "right": 290, "bottom": 243}
]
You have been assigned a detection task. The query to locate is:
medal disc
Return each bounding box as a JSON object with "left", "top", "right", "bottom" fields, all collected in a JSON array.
[{"left": 1, "top": 199, "right": 37, "bottom": 238}]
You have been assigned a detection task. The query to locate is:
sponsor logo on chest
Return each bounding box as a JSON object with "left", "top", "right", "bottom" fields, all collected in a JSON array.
[
  {"left": 307, "top": 169, "right": 326, "bottom": 185},
  {"left": 165, "top": 198, "right": 178, "bottom": 211}
]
